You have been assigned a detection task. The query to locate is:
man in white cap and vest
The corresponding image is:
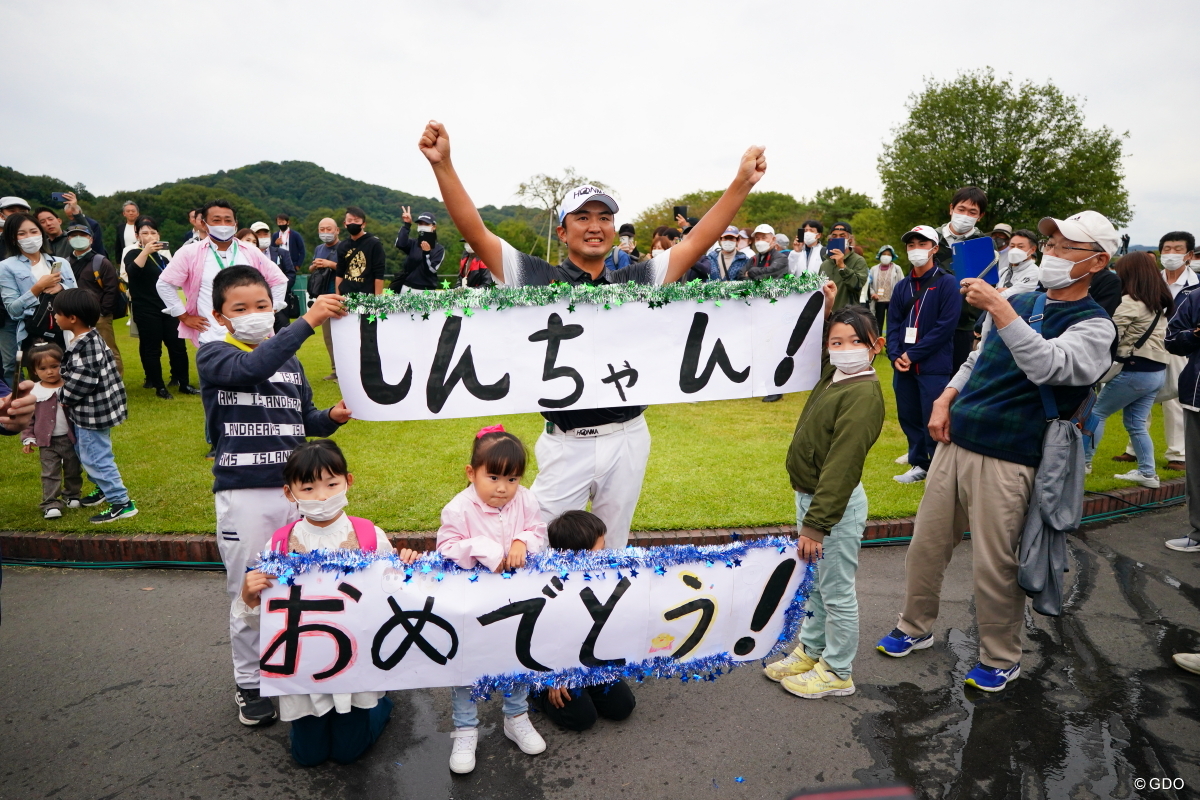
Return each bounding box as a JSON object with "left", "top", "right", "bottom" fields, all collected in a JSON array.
[
  {"left": 877, "top": 210, "right": 1118, "bottom": 694},
  {"left": 417, "top": 120, "right": 766, "bottom": 549}
]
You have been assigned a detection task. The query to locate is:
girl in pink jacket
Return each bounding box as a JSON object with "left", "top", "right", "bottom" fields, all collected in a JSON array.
[{"left": 436, "top": 424, "right": 547, "bottom": 774}]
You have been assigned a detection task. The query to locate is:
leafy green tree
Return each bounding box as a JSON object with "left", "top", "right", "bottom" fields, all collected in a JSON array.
[{"left": 878, "top": 68, "right": 1131, "bottom": 235}]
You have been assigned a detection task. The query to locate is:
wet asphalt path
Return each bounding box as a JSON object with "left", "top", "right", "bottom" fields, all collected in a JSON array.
[{"left": 3, "top": 508, "right": 1200, "bottom": 800}]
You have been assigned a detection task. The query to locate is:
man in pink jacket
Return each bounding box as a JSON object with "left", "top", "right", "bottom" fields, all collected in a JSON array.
[{"left": 155, "top": 200, "right": 288, "bottom": 347}]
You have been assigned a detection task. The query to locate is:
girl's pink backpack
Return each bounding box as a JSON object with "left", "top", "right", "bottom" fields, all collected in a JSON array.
[{"left": 269, "top": 516, "right": 379, "bottom": 553}]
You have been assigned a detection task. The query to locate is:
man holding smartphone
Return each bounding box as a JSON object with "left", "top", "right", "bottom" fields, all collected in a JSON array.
[
  {"left": 819, "top": 221, "right": 868, "bottom": 311},
  {"left": 417, "top": 119, "right": 766, "bottom": 548},
  {"left": 790, "top": 219, "right": 826, "bottom": 277},
  {"left": 393, "top": 208, "right": 445, "bottom": 292}
]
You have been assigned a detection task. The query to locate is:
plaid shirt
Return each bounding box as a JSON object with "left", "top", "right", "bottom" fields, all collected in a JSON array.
[{"left": 60, "top": 329, "right": 127, "bottom": 430}]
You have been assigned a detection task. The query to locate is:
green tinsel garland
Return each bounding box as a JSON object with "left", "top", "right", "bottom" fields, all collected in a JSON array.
[{"left": 342, "top": 274, "right": 825, "bottom": 322}]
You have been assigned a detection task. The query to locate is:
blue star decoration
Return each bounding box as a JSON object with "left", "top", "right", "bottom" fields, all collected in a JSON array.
[
  {"left": 420, "top": 563, "right": 433, "bottom": 574},
  {"left": 502, "top": 571, "right": 513, "bottom": 580},
  {"left": 654, "top": 565, "right": 667, "bottom": 575},
  {"left": 630, "top": 568, "right": 639, "bottom": 578},
  {"left": 468, "top": 574, "right": 479, "bottom": 583},
  {"left": 735, "top": 776, "right": 746, "bottom": 783}
]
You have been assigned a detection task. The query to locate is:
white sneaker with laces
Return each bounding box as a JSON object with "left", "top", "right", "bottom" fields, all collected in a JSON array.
[
  {"left": 1165, "top": 535, "right": 1200, "bottom": 553},
  {"left": 893, "top": 466, "right": 928, "bottom": 484},
  {"left": 894, "top": 453, "right": 909, "bottom": 464},
  {"left": 503, "top": 712, "right": 546, "bottom": 755},
  {"left": 449, "top": 727, "right": 478, "bottom": 774},
  {"left": 67, "top": 499, "right": 82, "bottom": 509},
  {"left": 1113, "top": 469, "right": 1159, "bottom": 488},
  {"left": 43, "top": 507, "right": 63, "bottom": 519}
]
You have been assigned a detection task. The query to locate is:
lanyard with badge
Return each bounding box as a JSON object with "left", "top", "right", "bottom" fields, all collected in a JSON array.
[
  {"left": 208, "top": 240, "right": 239, "bottom": 270},
  {"left": 904, "top": 267, "right": 939, "bottom": 344}
]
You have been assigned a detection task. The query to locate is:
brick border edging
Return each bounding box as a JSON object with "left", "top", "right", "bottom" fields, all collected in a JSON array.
[{"left": 1, "top": 479, "right": 1184, "bottom": 565}]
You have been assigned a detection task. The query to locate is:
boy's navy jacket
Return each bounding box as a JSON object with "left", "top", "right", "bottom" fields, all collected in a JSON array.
[
  {"left": 885, "top": 265, "right": 962, "bottom": 375},
  {"left": 196, "top": 320, "right": 342, "bottom": 493},
  {"left": 1165, "top": 287, "right": 1200, "bottom": 411}
]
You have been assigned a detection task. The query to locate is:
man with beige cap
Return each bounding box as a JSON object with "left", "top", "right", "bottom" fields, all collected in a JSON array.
[{"left": 876, "top": 210, "right": 1119, "bottom": 693}]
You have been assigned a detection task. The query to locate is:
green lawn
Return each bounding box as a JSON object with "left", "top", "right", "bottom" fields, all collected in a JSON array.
[{"left": 0, "top": 321, "right": 1182, "bottom": 534}]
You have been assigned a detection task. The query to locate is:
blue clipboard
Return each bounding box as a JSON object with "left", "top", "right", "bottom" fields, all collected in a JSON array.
[{"left": 952, "top": 237, "right": 998, "bottom": 283}]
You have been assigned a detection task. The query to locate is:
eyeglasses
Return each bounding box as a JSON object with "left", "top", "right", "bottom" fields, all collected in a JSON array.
[{"left": 1040, "top": 240, "right": 1102, "bottom": 254}]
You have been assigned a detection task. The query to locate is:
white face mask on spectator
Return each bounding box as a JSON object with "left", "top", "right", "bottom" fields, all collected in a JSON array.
[
  {"left": 257, "top": 236, "right": 271, "bottom": 249},
  {"left": 295, "top": 490, "right": 348, "bottom": 522},
  {"left": 803, "top": 231, "right": 818, "bottom": 246},
  {"left": 720, "top": 240, "right": 736, "bottom": 253},
  {"left": 207, "top": 224, "right": 236, "bottom": 241},
  {"left": 1040, "top": 252, "right": 1098, "bottom": 290},
  {"left": 68, "top": 236, "right": 91, "bottom": 250},
  {"left": 227, "top": 311, "right": 276, "bottom": 344},
  {"left": 829, "top": 347, "right": 873, "bottom": 374},
  {"left": 18, "top": 235, "right": 43, "bottom": 254},
  {"left": 651, "top": 248, "right": 664, "bottom": 258},
  {"left": 879, "top": 254, "right": 892, "bottom": 265},
  {"left": 908, "top": 248, "right": 931, "bottom": 268},
  {"left": 1162, "top": 253, "right": 1186, "bottom": 270},
  {"left": 417, "top": 225, "right": 433, "bottom": 233},
  {"left": 319, "top": 232, "right": 336, "bottom": 243},
  {"left": 1009, "top": 248, "right": 1029, "bottom": 265},
  {"left": 754, "top": 240, "right": 772, "bottom": 254},
  {"left": 950, "top": 213, "right": 976, "bottom": 234}
]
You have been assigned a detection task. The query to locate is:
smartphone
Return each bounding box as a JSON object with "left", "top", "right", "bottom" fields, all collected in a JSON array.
[
  {"left": 50, "top": 192, "right": 69, "bottom": 204},
  {"left": 418, "top": 231, "right": 435, "bottom": 246},
  {"left": 797, "top": 228, "right": 805, "bottom": 242},
  {"left": 51, "top": 262, "right": 62, "bottom": 275},
  {"left": 673, "top": 205, "right": 688, "bottom": 221},
  {"left": 158, "top": 241, "right": 169, "bottom": 250},
  {"left": 827, "top": 237, "right": 847, "bottom": 255}
]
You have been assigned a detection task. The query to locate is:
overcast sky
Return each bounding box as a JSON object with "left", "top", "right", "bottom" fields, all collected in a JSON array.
[{"left": 9, "top": 0, "right": 1198, "bottom": 245}]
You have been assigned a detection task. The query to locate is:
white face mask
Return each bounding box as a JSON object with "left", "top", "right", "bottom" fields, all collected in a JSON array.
[
  {"left": 1162, "top": 253, "right": 1186, "bottom": 270},
  {"left": 829, "top": 347, "right": 873, "bottom": 374},
  {"left": 908, "top": 248, "right": 931, "bottom": 268},
  {"left": 207, "top": 224, "right": 236, "bottom": 242},
  {"left": 949, "top": 213, "right": 976, "bottom": 234},
  {"left": 879, "top": 254, "right": 892, "bottom": 265},
  {"left": 295, "top": 489, "right": 348, "bottom": 522},
  {"left": 417, "top": 225, "right": 433, "bottom": 233},
  {"left": 803, "top": 231, "right": 818, "bottom": 246},
  {"left": 18, "top": 235, "right": 43, "bottom": 254},
  {"left": 318, "top": 232, "right": 336, "bottom": 243},
  {"left": 719, "top": 240, "right": 736, "bottom": 253},
  {"left": 754, "top": 240, "right": 772, "bottom": 254},
  {"left": 226, "top": 311, "right": 276, "bottom": 344},
  {"left": 1039, "top": 251, "right": 1099, "bottom": 290},
  {"left": 651, "top": 248, "right": 664, "bottom": 258},
  {"left": 68, "top": 236, "right": 91, "bottom": 250},
  {"left": 1008, "top": 248, "right": 1029, "bottom": 265},
  {"left": 257, "top": 236, "right": 271, "bottom": 249}
]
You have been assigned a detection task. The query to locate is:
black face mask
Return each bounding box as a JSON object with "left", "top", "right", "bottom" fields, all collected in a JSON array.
[
  {"left": 278, "top": 223, "right": 289, "bottom": 231},
  {"left": 346, "top": 223, "right": 363, "bottom": 236}
]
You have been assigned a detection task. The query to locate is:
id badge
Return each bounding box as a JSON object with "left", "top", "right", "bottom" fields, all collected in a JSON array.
[{"left": 904, "top": 327, "right": 918, "bottom": 344}]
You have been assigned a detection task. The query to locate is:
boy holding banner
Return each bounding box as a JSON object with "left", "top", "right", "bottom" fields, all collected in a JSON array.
[{"left": 416, "top": 120, "right": 767, "bottom": 549}]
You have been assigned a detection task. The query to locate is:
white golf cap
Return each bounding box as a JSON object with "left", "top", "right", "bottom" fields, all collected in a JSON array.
[
  {"left": 1038, "top": 210, "right": 1120, "bottom": 257},
  {"left": 901, "top": 225, "right": 940, "bottom": 244},
  {"left": 250, "top": 221, "right": 271, "bottom": 233},
  {"left": 0, "top": 196, "right": 30, "bottom": 210},
  {"left": 558, "top": 185, "right": 618, "bottom": 223},
  {"left": 753, "top": 223, "right": 775, "bottom": 236}
]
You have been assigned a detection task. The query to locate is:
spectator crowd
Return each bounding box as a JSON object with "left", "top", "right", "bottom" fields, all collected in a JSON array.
[{"left": 1, "top": 120, "right": 1200, "bottom": 772}]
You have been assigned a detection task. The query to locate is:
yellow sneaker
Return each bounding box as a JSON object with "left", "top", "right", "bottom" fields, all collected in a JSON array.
[
  {"left": 780, "top": 659, "right": 855, "bottom": 699},
  {"left": 763, "top": 647, "right": 818, "bottom": 682}
]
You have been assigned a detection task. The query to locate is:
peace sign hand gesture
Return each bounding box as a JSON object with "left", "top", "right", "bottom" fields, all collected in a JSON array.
[{"left": 401, "top": 206, "right": 412, "bottom": 224}]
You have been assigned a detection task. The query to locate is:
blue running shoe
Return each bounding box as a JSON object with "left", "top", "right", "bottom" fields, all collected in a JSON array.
[
  {"left": 876, "top": 627, "right": 934, "bottom": 657},
  {"left": 964, "top": 662, "right": 1020, "bottom": 692}
]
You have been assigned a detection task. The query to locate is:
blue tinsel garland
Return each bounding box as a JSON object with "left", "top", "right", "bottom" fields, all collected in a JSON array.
[{"left": 255, "top": 537, "right": 814, "bottom": 696}]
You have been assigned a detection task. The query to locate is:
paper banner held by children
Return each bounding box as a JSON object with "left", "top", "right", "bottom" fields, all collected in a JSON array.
[
  {"left": 255, "top": 538, "right": 811, "bottom": 697},
  {"left": 331, "top": 281, "right": 825, "bottom": 421}
]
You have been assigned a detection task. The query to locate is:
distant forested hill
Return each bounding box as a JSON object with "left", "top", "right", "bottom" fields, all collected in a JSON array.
[{"left": 2, "top": 161, "right": 545, "bottom": 277}]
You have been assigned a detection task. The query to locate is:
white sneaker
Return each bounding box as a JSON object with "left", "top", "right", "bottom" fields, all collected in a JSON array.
[
  {"left": 449, "top": 727, "right": 478, "bottom": 774},
  {"left": 67, "top": 499, "right": 82, "bottom": 509},
  {"left": 894, "top": 453, "right": 909, "bottom": 464},
  {"left": 503, "top": 712, "right": 546, "bottom": 755},
  {"left": 1165, "top": 535, "right": 1200, "bottom": 553},
  {"left": 1174, "top": 653, "right": 1200, "bottom": 675},
  {"left": 893, "top": 466, "right": 928, "bottom": 484},
  {"left": 43, "top": 508, "right": 63, "bottom": 519},
  {"left": 1084, "top": 463, "right": 1092, "bottom": 475},
  {"left": 1113, "top": 469, "right": 1159, "bottom": 488}
]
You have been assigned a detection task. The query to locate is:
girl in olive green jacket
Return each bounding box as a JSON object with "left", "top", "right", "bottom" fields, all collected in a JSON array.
[{"left": 764, "top": 281, "right": 886, "bottom": 699}]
